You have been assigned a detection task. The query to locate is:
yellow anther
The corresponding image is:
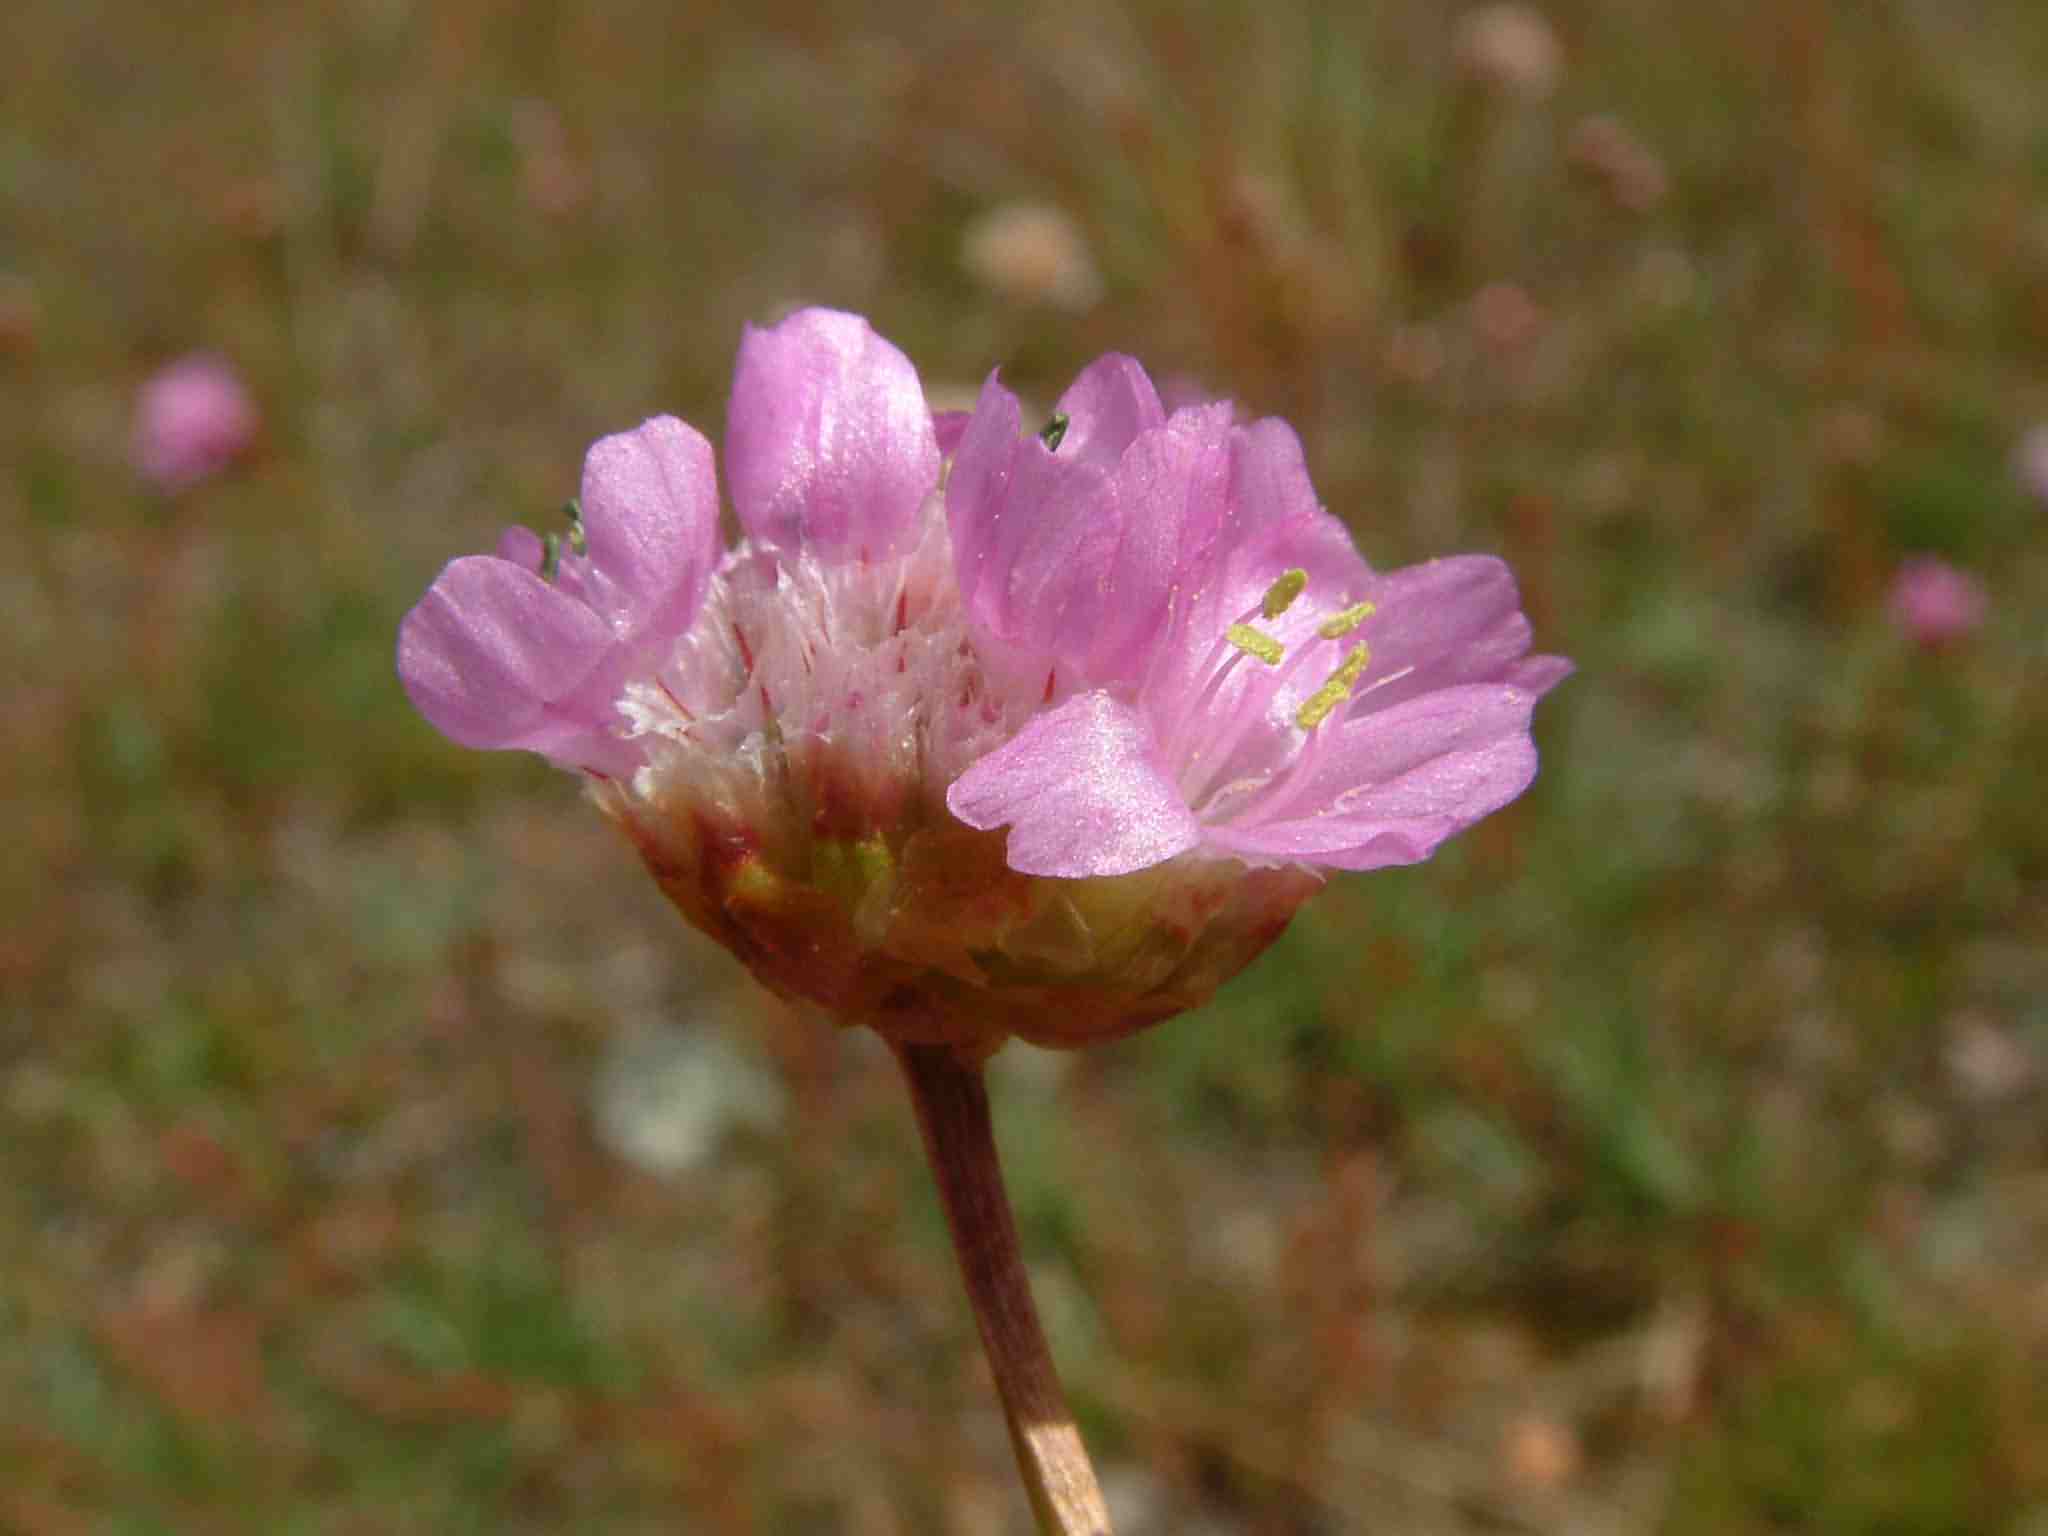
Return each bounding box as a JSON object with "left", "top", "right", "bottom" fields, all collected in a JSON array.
[
  {"left": 1295, "top": 643, "right": 1372, "bottom": 729},
  {"left": 1226, "top": 623, "right": 1285, "bottom": 665},
  {"left": 1316, "top": 599, "right": 1376, "bottom": 639},
  {"left": 1261, "top": 568, "right": 1309, "bottom": 620}
]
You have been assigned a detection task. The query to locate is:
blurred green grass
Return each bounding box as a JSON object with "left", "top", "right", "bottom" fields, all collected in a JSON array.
[{"left": 6, "top": 0, "right": 2048, "bottom": 1530}]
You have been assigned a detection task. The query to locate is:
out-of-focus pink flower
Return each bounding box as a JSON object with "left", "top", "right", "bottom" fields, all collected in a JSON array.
[
  {"left": 1470, "top": 280, "right": 1546, "bottom": 353},
  {"left": 1455, "top": 4, "right": 1563, "bottom": 99},
  {"left": 132, "top": 355, "right": 260, "bottom": 492},
  {"left": 2016, "top": 424, "right": 2048, "bottom": 509},
  {"left": 960, "top": 203, "right": 1104, "bottom": 312},
  {"left": 0, "top": 274, "right": 38, "bottom": 357},
  {"left": 398, "top": 309, "right": 1567, "bottom": 1050},
  {"left": 1888, "top": 557, "right": 1986, "bottom": 648},
  {"left": 511, "top": 100, "right": 589, "bottom": 218},
  {"left": 1566, "top": 115, "right": 1668, "bottom": 213}
]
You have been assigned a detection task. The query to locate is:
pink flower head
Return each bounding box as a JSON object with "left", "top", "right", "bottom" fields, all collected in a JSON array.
[
  {"left": 1888, "top": 556, "right": 1986, "bottom": 648},
  {"left": 398, "top": 310, "right": 1567, "bottom": 1051},
  {"left": 132, "top": 354, "right": 260, "bottom": 492}
]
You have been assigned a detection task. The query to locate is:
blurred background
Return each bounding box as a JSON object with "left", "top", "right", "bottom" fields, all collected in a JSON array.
[{"left": 7, "top": 0, "right": 2047, "bottom": 1530}]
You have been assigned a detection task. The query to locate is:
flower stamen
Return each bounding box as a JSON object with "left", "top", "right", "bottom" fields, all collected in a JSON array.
[
  {"left": 1178, "top": 582, "right": 1363, "bottom": 808},
  {"left": 1315, "top": 599, "right": 1374, "bottom": 639},
  {"left": 1235, "top": 660, "right": 1416, "bottom": 829},
  {"left": 1167, "top": 579, "right": 1306, "bottom": 770},
  {"left": 1296, "top": 643, "right": 1371, "bottom": 730},
  {"left": 1224, "top": 623, "right": 1284, "bottom": 666},
  {"left": 1262, "top": 568, "right": 1308, "bottom": 619}
]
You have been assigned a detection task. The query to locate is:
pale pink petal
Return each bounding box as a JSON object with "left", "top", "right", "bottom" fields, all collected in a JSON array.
[
  {"left": 932, "top": 409, "right": 972, "bottom": 457},
  {"left": 1205, "top": 817, "right": 1458, "bottom": 870},
  {"left": 725, "top": 308, "right": 940, "bottom": 560},
  {"left": 1348, "top": 556, "right": 1563, "bottom": 716},
  {"left": 494, "top": 525, "right": 546, "bottom": 570},
  {"left": 949, "top": 370, "right": 1232, "bottom": 692},
  {"left": 987, "top": 452, "right": 1119, "bottom": 664},
  {"left": 1205, "top": 688, "right": 1540, "bottom": 869},
  {"left": 945, "top": 371, "right": 1027, "bottom": 617},
  {"left": 397, "top": 554, "right": 616, "bottom": 757},
  {"left": 1141, "top": 417, "right": 1377, "bottom": 731},
  {"left": 947, "top": 690, "right": 1202, "bottom": 878},
  {"left": 945, "top": 370, "right": 1118, "bottom": 671},
  {"left": 1507, "top": 654, "right": 1575, "bottom": 694},
  {"left": 577, "top": 415, "right": 720, "bottom": 634},
  {"left": 1209, "top": 685, "right": 1541, "bottom": 868},
  {"left": 1219, "top": 419, "right": 1365, "bottom": 589},
  {"left": 1071, "top": 403, "right": 1236, "bottom": 685},
  {"left": 1049, "top": 354, "right": 1166, "bottom": 472}
]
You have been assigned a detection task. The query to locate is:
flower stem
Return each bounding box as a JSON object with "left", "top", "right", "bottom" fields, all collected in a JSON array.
[{"left": 892, "top": 1041, "right": 1115, "bottom": 1536}]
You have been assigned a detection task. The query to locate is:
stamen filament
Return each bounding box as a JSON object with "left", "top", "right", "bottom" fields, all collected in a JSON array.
[
  {"left": 1160, "top": 591, "right": 1289, "bottom": 767},
  {"left": 1179, "top": 633, "right": 1331, "bottom": 808}
]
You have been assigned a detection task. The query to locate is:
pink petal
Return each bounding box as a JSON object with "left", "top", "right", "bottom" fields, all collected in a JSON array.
[
  {"left": 947, "top": 690, "right": 1202, "bottom": 878},
  {"left": 1507, "top": 654, "right": 1575, "bottom": 695},
  {"left": 1205, "top": 817, "right": 1458, "bottom": 871},
  {"left": 1348, "top": 556, "right": 1562, "bottom": 716},
  {"left": 1049, "top": 354, "right": 1166, "bottom": 472},
  {"left": 1207, "top": 685, "right": 1541, "bottom": 868},
  {"left": 945, "top": 370, "right": 1027, "bottom": 617},
  {"left": 577, "top": 415, "right": 720, "bottom": 635},
  {"left": 725, "top": 308, "right": 940, "bottom": 560},
  {"left": 1071, "top": 404, "right": 1236, "bottom": 684},
  {"left": 945, "top": 371, "right": 1118, "bottom": 672},
  {"left": 495, "top": 525, "right": 546, "bottom": 569},
  {"left": 397, "top": 554, "right": 618, "bottom": 758},
  {"left": 932, "top": 409, "right": 973, "bottom": 457},
  {"left": 1142, "top": 418, "right": 1375, "bottom": 725},
  {"left": 1220, "top": 418, "right": 1364, "bottom": 589},
  {"left": 949, "top": 368, "right": 1230, "bottom": 692}
]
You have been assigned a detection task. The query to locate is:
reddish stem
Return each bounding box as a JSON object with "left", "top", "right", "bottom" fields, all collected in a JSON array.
[{"left": 893, "top": 1041, "right": 1114, "bottom": 1536}]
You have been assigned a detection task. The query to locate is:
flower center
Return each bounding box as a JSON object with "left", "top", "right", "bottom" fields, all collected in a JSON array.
[{"left": 1174, "top": 569, "right": 1377, "bottom": 819}]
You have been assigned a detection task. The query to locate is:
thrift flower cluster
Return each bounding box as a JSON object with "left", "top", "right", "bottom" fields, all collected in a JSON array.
[{"left": 400, "top": 310, "right": 1566, "bottom": 1053}]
